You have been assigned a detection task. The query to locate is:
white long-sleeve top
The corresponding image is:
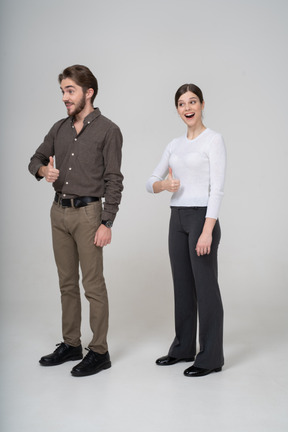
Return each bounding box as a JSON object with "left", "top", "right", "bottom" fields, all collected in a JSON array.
[{"left": 146, "top": 128, "right": 226, "bottom": 219}]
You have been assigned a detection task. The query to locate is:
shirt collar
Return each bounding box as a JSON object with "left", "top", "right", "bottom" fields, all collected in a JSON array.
[{"left": 70, "top": 107, "right": 101, "bottom": 126}]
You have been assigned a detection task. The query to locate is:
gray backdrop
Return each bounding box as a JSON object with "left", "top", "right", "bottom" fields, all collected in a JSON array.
[{"left": 1, "top": 0, "right": 287, "bottom": 368}]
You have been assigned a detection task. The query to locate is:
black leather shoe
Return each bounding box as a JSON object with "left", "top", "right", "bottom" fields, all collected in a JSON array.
[
  {"left": 39, "top": 342, "right": 83, "bottom": 366},
  {"left": 184, "top": 365, "right": 222, "bottom": 377},
  {"left": 71, "top": 349, "right": 111, "bottom": 377},
  {"left": 156, "top": 355, "right": 195, "bottom": 366}
]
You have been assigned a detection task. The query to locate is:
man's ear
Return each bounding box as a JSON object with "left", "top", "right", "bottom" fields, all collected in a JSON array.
[{"left": 86, "top": 88, "right": 94, "bottom": 101}]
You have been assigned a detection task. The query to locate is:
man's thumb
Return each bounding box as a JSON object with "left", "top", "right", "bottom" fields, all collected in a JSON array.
[
  {"left": 168, "top": 167, "right": 173, "bottom": 178},
  {"left": 49, "top": 156, "right": 54, "bottom": 167}
]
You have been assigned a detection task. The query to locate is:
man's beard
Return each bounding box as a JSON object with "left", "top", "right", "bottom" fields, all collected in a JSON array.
[{"left": 72, "top": 94, "right": 86, "bottom": 116}]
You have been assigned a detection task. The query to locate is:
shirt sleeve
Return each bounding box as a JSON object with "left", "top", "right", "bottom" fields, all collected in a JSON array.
[
  {"left": 146, "top": 143, "right": 171, "bottom": 193},
  {"left": 28, "top": 125, "right": 56, "bottom": 180},
  {"left": 206, "top": 134, "right": 226, "bottom": 219},
  {"left": 101, "top": 126, "right": 124, "bottom": 221}
]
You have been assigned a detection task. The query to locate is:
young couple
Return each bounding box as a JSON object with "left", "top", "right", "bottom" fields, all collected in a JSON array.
[{"left": 29, "top": 65, "right": 226, "bottom": 378}]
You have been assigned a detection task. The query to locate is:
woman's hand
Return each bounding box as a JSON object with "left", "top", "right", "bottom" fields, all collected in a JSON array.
[
  {"left": 195, "top": 217, "right": 217, "bottom": 256},
  {"left": 164, "top": 167, "right": 180, "bottom": 192},
  {"left": 153, "top": 167, "right": 180, "bottom": 193},
  {"left": 195, "top": 232, "right": 213, "bottom": 256}
]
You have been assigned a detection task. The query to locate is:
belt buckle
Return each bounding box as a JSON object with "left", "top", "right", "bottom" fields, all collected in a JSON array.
[
  {"left": 60, "top": 197, "right": 71, "bottom": 208},
  {"left": 74, "top": 198, "right": 86, "bottom": 208}
]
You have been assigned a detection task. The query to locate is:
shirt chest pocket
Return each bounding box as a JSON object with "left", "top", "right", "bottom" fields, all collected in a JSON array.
[{"left": 76, "top": 139, "right": 103, "bottom": 165}]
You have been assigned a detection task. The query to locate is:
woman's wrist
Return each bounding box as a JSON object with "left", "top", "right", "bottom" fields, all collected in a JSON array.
[
  {"left": 153, "top": 180, "right": 166, "bottom": 193},
  {"left": 202, "top": 217, "right": 217, "bottom": 234}
]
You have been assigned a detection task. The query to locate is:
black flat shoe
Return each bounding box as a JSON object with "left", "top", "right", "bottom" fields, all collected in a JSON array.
[
  {"left": 156, "top": 355, "right": 195, "bottom": 366},
  {"left": 71, "top": 349, "right": 111, "bottom": 377},
  {"left": 184, "top": 365, "right": 222, "bottom": 377},
  {"left": 39, "top": 342, "right": 83, "bottom": 366}
]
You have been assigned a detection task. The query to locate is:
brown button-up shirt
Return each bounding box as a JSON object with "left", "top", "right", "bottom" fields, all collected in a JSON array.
[{"left": 29, "top": 108, "right": 123, "bottom": 221}]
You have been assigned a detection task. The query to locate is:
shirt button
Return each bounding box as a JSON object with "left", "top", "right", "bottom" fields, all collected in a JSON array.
[
  {"left": 72, "top": 153, "right": 74, "bottom": 156},
  {"left": 63, "top": 194, "right": 66, "bottom": 197},
  {"left": 74, "top": 138, "right": 77, "bottom": 141},
  {"left": 69, "top": 167, "right": 72, "bottom": 170},
  {"left": 66, "top": 182, "right": 69, "bottom": 185},
  {"left": 87, "top": 121, "right": 90, "bottom": 124}
]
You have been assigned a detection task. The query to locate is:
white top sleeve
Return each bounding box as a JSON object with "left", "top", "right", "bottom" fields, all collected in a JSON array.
[
  {"left": 145, "top": 143, "right": 171, "bottom": 193},
  {"left": 205, "top": 133, "right": 226, "bottom": 218}
]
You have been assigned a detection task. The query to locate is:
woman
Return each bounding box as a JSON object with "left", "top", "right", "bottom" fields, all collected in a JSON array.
[{"left": 146, "top": 84, "right": 226, "bottom": 377}]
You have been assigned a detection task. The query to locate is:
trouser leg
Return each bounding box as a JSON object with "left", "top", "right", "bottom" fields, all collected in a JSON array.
[
  {"left": 187, "top": 211, "right": 224, "bottom": 369},
  {"left": 51, "top": 202, "right": 81, "bottom": 347},
  {"left": 168, "top": 208, "right": 197, "bottom": 358},
  {"left": 69, "top": 201, "right": 108, "bottom": 354}
]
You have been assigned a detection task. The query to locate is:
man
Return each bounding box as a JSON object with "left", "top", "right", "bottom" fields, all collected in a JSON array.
[{"left": 29, "top": 65, "right": 123, "bottom": 377}]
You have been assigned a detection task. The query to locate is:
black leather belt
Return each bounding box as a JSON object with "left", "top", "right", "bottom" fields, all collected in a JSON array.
[{"left": 55, "top": 194, "right": 99, "bottom": 208}]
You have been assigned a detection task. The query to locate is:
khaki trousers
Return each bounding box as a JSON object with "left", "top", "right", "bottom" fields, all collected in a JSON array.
[{"left": 50, "top": 200, "right": 108, "bottom": 354}]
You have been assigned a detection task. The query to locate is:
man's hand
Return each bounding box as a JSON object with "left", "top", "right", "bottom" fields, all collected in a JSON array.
[
  {"left": 94, "top": 224, "right": 112, "bottom": 247},
  {"left": 38, "top": 156, "right": 59, "bottom": 182}
]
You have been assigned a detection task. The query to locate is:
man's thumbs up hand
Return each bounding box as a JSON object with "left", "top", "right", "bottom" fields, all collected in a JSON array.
[
  {"left": 49, "top": 156, "right": 54, "bottom": 167},
  {"left": 38, "top": 156, "right": 60, "bottom": 183}
]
